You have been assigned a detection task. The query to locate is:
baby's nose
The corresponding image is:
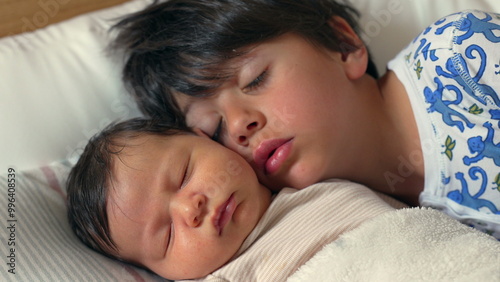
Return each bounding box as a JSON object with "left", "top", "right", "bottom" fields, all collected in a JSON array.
[{"left": 178, "top": 193, "right": 207, "bottom": 227}]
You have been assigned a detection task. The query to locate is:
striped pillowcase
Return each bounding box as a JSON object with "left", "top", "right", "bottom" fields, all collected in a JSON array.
[{"left": 0, "top": 160, "right": 165, "bottom": 281}]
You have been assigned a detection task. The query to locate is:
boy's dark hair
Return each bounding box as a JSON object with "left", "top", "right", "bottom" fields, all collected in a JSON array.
[
  {"left": 66, "top": 118, "right": 190, "bottom": 259},
  {"left": 111, "top": 0, "right": 379, "bottom": 121}
]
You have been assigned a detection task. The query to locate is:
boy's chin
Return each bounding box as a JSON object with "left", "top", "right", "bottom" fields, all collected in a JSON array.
[{"left": 263, "top": 176, "right": 317, "bottom": 191}]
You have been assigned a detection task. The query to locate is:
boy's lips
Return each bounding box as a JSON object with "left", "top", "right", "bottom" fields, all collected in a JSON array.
[
  {"left": 253, "top": 138, "right": 293, "bottom": 175},
  {"left": 213, "top": 194, "right": 236, "bottom": 235}
]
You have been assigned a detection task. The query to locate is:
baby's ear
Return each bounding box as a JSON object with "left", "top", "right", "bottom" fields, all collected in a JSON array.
[{"left": 328, "top": 16, "right": 368, "bottom": 80}]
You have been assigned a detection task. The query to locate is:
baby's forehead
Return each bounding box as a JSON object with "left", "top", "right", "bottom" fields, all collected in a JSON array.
[
  {"left": 105, "top": 134, "right": 168, "bottom": 210},
  {"left": 107, "top": 134, "right": 167, "bottom": 172},
  {"left": 107, "top": 130, "right": 194, "bottom": 177},
  {"left": 104, "top": 132, "right": 192, "bottom": 249}
]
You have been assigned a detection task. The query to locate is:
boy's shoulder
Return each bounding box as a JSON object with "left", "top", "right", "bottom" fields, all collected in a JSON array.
[
  {"left": 451, "top": 10, "right": 500, "bottom": 44},
  {"left": 389, "top": 9, "right": 500, "bottom": 105},
  {"left": 408, "top": 10, "right": 500, "bottom": 58}
]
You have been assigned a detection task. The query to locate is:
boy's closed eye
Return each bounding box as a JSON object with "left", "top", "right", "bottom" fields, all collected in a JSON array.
[
  {"left": 210, "top": 68, "right": 269, "bottom": 142},
  {"left": 243, "top": 69, "right": 269, "bottom": 93},
  {"left": 211, "top": 119, "right": 224, "bottom": 142}
]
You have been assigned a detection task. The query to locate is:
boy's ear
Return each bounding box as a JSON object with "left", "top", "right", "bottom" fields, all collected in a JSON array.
[{"left": 327, "top": 16, "right": 368, "bottom": 80}]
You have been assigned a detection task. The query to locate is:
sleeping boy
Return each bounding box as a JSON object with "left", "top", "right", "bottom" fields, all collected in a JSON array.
[
  {"left": 66, "top": 118, "right": 401, "bottom": 281},
  {"left": 109, "top": 0, "right": 500, "bottom": 239}
]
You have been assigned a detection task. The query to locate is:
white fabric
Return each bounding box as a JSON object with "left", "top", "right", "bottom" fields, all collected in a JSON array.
[
  {"left": 289, "top": 207, "right": 500, "bottom": 281},
  {"left": 0, "top": 0, "right": 151, "bottom": 172},
  {"left": 186, "top": 180, "right": 395, "bottom": 282},
  {"left": 387, "top": 10, "right": 500, "bottom": 238}
]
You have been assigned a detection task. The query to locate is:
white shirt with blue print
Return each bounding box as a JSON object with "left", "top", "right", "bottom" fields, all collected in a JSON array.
[{"left": 388, "top": 10, "right": 500, "bottom": 239}]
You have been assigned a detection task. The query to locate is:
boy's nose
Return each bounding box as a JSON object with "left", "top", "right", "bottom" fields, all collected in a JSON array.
[
  {"left": 233, "top": 121, "right": 259, "bottom": 146},
  {"left": 226, "top": 107, "right": 265, "bottom": 147}
]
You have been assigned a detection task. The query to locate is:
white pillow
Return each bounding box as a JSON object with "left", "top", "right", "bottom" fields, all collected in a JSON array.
[
  {"left": 351, "top": 0, "right": 500, "bottom": 74},
  {"left": 0, "top": 0, "right": 151, "bottom": 172}
]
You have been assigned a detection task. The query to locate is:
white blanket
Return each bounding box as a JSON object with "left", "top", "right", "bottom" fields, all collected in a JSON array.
[{"left": 289, "top": 208, "right": 500, "bottom": 281}]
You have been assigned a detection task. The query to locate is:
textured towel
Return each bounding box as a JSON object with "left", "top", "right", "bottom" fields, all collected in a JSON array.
[{"left": 289, "top": 208, "right": 500, "bottom": 281}]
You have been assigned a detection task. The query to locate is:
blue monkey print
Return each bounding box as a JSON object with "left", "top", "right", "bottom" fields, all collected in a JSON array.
[
  {"left": 393, "top": 10, "right": 500, "bottom": 239},
  {"left": 414, "top": 38, "right": 438, "bottom": 61},
  {"left": 435, "top": 44, "right": 500, "bottom": 107},
  {"left": 454, "top": 13, "right": 500, "bottom": 44},
  {"left": 434, "top": 12, "right": 461, "bottom": 35},
  {"left": 424, "top": 77, "right": 474, "bottom": 132},
  {"left": 464, "top": 122, "right": 500, "bottom": 166},
  {"left": 447, "top": 167, "right": 500, "bottom": 214},
  {"left": 490, "top": 109, "right": 500, "bottom": 127}
]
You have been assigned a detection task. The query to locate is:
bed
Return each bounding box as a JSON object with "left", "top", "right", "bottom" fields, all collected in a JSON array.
[{"left": 1, "top": 0, "right": 499, "bottom": 281}]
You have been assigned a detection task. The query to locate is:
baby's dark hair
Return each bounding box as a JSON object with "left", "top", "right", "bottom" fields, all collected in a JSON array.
[
  {"left": 66, "top": 118, "right": 190, "bottom": 260},
  {"left": 111, "top": 0, "right": 378, "bottom": 121}
]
